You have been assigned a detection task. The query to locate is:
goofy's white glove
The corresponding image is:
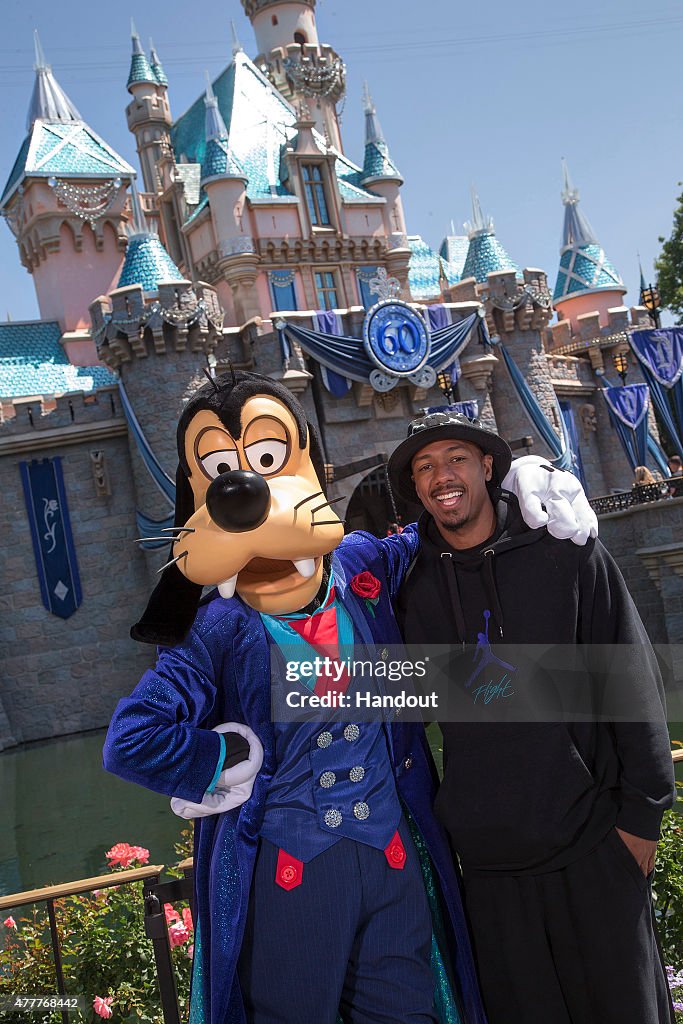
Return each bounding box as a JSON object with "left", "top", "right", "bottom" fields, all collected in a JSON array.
[
  {"left": 502, "top": 455, "right": 598, "bottom": 546},
  {"left": 170, "top": 722, "right": 264, "bottom": 820}
]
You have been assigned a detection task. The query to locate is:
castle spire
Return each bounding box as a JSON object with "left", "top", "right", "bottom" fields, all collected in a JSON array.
[
  {"left": 361, "top": 84, "right": 402, "bottom": 184},
  {"left": 461, "top": 189, "right": 519, "bottom": 283},
  {"left": 149, "top": 38, "right": 168, "bottom": 87},
  {"left": 559, "top": 159, "right": 598, "bottom": 249},
  {"left": 638, "top": 252, "right": 647, "bottom": 296},
  {"left": 230, "top": 20, "right": 243, "bottom": 55},
  {"left": 26, "top": 30, "right": 82, "bottom": 130},
  {"left": 553, "top": 161, "right": 624, "bottom": 304},
  {"left": 201, "top": 72, "right": 246, "bottom": 181},
  {"left": 127, "top": 20, "right": 156, "bottom": 90},
  {"left": 118, "top": 183, "right": 184, "bottom": 291}
]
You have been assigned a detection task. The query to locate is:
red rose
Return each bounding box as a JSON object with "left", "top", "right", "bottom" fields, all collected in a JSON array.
[{"left": 350, "top": 572, "right": 381, "bottom": 600}]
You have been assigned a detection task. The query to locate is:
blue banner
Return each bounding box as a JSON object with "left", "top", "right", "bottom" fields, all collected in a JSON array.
[
  {"left": 602, "top": 384, "right": 649, "bottom": 470},
  {"left": 630, "top": 328, "right": 683, "bottom": 387},
  {"left": 602, "top": 383, "right": 649, "bottom": 429},
  {"left": 629, "top": 328, "right": 683, "bottom": 456},
  {"left": 20, "top": 458, "right": 82, "bottom": 619}
]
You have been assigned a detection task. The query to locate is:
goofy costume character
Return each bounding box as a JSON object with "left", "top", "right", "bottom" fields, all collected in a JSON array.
[{"left": 103, "top": 371, "right": 597, "bottom": 1024}]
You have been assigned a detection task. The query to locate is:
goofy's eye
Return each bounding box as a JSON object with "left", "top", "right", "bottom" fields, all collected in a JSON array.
[
  {"left": 244, "top": 439, "right": 288, "bottom": 475},
  {"left": 199, "top": 449, "right": 240, "bottom": 479}
]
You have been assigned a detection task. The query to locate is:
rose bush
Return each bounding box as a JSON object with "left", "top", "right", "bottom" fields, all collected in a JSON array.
[{"left": 0, "top": 828, "right": 194, "bottom": 1024}]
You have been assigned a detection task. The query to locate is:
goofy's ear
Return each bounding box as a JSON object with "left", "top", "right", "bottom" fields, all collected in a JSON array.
[{"left": 130, "top": 465, "right": 204, "bottom": 647}]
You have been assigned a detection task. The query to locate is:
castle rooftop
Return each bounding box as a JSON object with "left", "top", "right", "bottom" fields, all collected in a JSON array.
[
  {"left": 553, "top": 162, "right": 624, "bottom": 303},
  {"left": 0, "top": 320, "right": 115, "bottom": 399}
]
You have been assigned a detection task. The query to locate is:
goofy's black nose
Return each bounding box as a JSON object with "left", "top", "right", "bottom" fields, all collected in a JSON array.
[{"left": 206, "top": 471, "right": 271, "bottom": 533}]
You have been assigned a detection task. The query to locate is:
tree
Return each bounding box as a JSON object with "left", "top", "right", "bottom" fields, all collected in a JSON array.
[{"left": 656, "top": 184, "right": 683, "bottom": 323}]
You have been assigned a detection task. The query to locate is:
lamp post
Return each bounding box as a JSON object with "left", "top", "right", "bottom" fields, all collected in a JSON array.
[
  {"left": 641, "top": 283, "right": 662, "bottom": 328},
  {"left": 612, "top": 350, "right": 629, "bottom": 386},
  {"left": 437, "top": 369, "right": 455, "bottom": 404}
]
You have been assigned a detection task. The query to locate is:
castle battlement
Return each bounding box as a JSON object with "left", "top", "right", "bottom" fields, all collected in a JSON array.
[
  {"left": 90, "top": 279, "right": 224, "bottom": 370},
  {"left": 0, "top": 384, "right": 123, "bottom": 443},
  {"left": 547, "top": 304, "right": 653, "bottom": 356}
]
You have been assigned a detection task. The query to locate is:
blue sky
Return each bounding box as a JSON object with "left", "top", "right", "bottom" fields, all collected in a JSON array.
[{"left": 1, "top": 0, "right": 682, "bottom": 321}]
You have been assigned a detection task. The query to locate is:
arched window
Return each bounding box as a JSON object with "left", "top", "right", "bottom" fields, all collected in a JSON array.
[{"left": 294, "top": 31, "right": 307, "bottom": 45}]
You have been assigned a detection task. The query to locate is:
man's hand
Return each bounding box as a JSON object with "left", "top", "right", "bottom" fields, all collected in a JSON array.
[
  {"left": 502, "top": 455, "right": 598, "bottom": 546},
  {"left": 616, "top": 827, "right": 658, "bottom": 876}
]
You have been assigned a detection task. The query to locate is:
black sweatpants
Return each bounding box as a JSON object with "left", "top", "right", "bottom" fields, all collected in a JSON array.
[{"left": 462, "top": 829, "right": 674, "bottom": 1024}]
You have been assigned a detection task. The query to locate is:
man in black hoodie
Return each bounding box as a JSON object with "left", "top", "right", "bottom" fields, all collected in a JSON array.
[{"left": 388, "top": 411, "right": 676, "bottom": 1024}]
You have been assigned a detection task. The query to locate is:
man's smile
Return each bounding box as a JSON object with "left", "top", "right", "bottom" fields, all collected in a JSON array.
[{"left": 433, "top": 488, "right": 465, "bottom": 508}]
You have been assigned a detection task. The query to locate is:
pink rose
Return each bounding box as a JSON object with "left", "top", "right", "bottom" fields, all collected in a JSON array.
[
  {"left": 93, "top": 996, "right": 113, "bottom": 1019},
  {"left": 169, "top": 921, "right": 191, "bottom": 948},
  {"left": 164, "top": 903, "right": 180, "bottom": 925},
  {"left": 105, "top": 842, "right": 150, "bottom": 869},
  {"left": 3, "top": 916, "right": 16, "bottom": 929},
  {"left": 182, "top": 907, "right": 194, "bottom": 932},
  {"left": 187, "top": 943, "right": 195, "bottom": 959}
]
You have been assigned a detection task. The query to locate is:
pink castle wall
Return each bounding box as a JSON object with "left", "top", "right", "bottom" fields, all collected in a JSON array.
[
  {"left": 32, "top": 221, "right": 124, "bottom": 334},
  {"left": 555, "top": 288, "right": 626, "bottom": 334}
]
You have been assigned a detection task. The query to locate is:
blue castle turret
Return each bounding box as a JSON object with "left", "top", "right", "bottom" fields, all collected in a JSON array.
[{"left": 461, "top": 190, "right": 519, "bottom": 283}]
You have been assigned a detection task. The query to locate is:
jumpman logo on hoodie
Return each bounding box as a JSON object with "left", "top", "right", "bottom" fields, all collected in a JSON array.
[{"left": 464, "top": 610, "right": 517, "bottom": 690}]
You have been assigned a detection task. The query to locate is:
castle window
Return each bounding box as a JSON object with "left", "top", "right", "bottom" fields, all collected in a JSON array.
[
  {"left": 315, "top": 270, "right": 339, "bottom": 311},
  {"left": 294, "top": 31, "right": 307, "bottom": 45},
  {"left": 270, "top": 270, "right": 298, "bottom": 312},
  {"left": 272, "top": 14, "right": 278, "bottom": 24},
  {"left": 302, "top": 164, "right": 331, "bottom": 226}
]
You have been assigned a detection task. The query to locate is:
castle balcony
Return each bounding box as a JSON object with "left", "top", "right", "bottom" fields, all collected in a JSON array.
[{"left": 263, "top": 42, "right": 346, "bottom": 105}]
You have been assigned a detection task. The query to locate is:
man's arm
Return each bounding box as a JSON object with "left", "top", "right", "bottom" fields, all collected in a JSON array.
[{"left": 579, "top": 540, "right": 675, "bottom": 869}]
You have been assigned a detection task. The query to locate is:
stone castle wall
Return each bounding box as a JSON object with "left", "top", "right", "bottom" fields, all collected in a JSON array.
[{"left": 0, "top": 389, "right": 154, "bottom": 752}]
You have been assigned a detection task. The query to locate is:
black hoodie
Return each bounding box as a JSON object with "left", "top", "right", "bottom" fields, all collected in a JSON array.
[{"left": 396, "top": 492, "right": 675, "bottom": 874}]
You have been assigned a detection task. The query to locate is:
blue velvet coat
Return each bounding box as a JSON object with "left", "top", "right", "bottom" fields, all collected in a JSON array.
[{"left": 103, "top": 527, "right": 486, "bottom": 1024}]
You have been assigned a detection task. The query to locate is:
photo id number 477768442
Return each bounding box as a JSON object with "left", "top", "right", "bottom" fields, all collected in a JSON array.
[{"left": 0, "top": 995, "right": 86, "bottom": 1013}]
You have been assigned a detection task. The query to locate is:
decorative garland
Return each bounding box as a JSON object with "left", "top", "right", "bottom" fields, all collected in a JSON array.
[
  {"left": 283, "top": 56, "right": 346, "bottom": 99},
  {"left": 92, "top": 298, "right": 224, "bottom": 340},
  {"left": 2, "top": 191, "right": 24, "bottom": 238},
  {"left": 480, "top": 282, "right": 553, "bottom": 312},
  {"left": 270, "top": 269, "right": 297, "bottom": 287},
  {"left": 48, "top": 177, "right": 123, "bottom": 228}
]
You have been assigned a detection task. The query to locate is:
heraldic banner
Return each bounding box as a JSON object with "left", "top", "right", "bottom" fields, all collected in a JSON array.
[{"left": 19, "top": 457, "right": 82, "bottom": 619}]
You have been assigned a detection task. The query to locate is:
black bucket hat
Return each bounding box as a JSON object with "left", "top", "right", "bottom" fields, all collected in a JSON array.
[{"left": 387, "top": 410, "right": 513, "bottom": 504}]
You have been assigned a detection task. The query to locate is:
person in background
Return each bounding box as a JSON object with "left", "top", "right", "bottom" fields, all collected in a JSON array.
[
  {"left": 668, "top": 455, "right": 683, "bottom": 497},
  {"left": 632, "top": 465, "right": 656, "bottom": 488}
]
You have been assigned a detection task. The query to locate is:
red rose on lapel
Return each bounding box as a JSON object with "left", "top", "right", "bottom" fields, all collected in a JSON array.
[
  {"left": 350, "top": 572, "right": 381, "bottom": 600},
  {"left": 350, "top": 572, "right": 381, "bottom": 617}
]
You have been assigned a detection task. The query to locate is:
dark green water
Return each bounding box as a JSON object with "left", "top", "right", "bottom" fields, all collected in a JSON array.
[
  {"left": 0, "top": 731, "right": 184, "bottom": 898},
  {"left": 2, "top": 725, "right": 681, "bottom": 898}
]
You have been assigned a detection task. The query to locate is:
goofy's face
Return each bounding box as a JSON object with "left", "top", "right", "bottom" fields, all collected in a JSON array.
[{"left": 173, "top": 393, "right": 344, "bottom": 615}]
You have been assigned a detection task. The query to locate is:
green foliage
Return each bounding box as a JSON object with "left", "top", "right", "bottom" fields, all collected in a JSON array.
[
  {"left": 0, "top": 838, "right": 194, "bottom": 1024},
  {"left": 653, "top": 786, "right": 683, "bottom": 962},
  {"left": 656, "top": 185, "right": 683, "bottom": 322}
]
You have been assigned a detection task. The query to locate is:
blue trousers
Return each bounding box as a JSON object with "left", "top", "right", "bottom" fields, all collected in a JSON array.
[{"left": 237, "top": 817, "right": 437, "bottom": 1024}]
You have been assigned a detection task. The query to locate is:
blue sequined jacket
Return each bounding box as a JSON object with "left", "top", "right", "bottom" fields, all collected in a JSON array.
[{"left": 103, "top": 528, "right": 486, "bottom": 1024}]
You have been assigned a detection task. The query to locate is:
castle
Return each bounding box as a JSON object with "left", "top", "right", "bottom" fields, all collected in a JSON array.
[{"left": 0, "top": 0, "right": 680, "bottom": 753}]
